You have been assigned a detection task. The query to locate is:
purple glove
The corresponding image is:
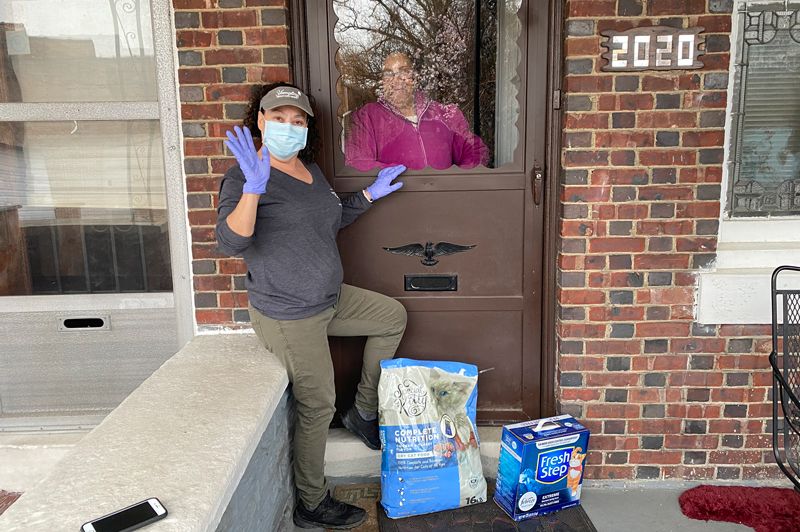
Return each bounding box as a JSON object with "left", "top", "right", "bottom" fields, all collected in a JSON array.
[
  {"left": 366, "top": 165, "right": 405, "bottom": 201},
  {"left": 224, "top": 125, "right": 271, "bottom": 194}
]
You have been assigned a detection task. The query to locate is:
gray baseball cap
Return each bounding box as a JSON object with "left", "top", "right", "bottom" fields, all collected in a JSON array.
[{"left": 259, "top": 86, "right": 314, "bottom": 117}]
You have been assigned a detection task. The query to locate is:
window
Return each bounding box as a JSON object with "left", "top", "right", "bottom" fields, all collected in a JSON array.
[
  {"left": 332, "top": 0, "right": 522, "bottom": 171},
  {"left": 727, "top": 4, "right": 800, "bottom": 216},
  {"left": 0, "top": 0, "right": 172, "bottom": 296}
]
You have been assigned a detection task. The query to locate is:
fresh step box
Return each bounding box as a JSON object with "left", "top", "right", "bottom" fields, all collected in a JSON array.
[{"left": 494, "top": 414, "right": 590, "bottom": 521}]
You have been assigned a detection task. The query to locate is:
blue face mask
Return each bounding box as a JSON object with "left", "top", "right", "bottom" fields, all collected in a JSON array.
[{"left": 264, "top": 121, "right": 308, "bottom": 161}]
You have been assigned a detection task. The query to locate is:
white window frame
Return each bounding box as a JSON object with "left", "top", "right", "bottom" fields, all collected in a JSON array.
[
  {"left": 697, "top": 0, "right": 800, "bottom": 324},
  {"left": 0, "top": 0, "right": 194, "bottom": 343}
]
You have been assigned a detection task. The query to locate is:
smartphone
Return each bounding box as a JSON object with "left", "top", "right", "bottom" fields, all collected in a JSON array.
[{"left": 80, "top": 498, "right": 167, "bottom": 532}]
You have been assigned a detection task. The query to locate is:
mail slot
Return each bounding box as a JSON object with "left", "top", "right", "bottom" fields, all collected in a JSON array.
[{"left": 404, "top": 274, "right": 458, "bottom": 292}]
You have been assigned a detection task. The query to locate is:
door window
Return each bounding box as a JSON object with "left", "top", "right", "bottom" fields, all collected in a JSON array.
[{"left": 333, "top": 0, "right": 523, "bottom": 170}]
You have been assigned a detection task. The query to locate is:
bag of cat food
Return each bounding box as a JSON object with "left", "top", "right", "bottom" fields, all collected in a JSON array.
[{"left": 378, "top": 358, "right": 487, "bottom": 518}]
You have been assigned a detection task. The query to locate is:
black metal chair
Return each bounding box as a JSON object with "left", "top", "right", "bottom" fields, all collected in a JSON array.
[{"left": 770, "top": 265, "right": 800, "bottom": 492}]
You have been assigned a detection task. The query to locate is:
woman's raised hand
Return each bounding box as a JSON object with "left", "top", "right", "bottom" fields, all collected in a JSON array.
[
  {"left": 366, "top": 165, "right": 406, "bottom": 201},
  {"left": 225, "top": 125, "right": 271, "bottom": 194}
]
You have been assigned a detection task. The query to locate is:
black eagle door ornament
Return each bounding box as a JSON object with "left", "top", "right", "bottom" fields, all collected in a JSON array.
[{"left": 382, "top": 242, "right": 476, "bottom": 266}]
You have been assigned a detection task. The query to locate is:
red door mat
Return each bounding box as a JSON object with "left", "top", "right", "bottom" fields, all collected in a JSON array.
[
  {"left": 0, "top": 490, "right": 22, "bottom": 516},
  {"left": 679, "top": 485, "right": 800, "bottom": 532}
]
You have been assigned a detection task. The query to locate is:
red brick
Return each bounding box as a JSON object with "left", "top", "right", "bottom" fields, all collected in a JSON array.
[
  {"left": 566, "top": 37, "right": 601, "bottom": 56},
  {"left": 742, "top": 466, "right": 785, "bottom": 480},
  {"left": 564, "top": 113, "right": 610, "bottom": 129},
  {"left": 670, "top": 371, "right": 724, "bottom": 387},
  {"left": 176, "top": 30, "right": 214, "bottom": 48},
  {"left": 709, "top": 451, "right": 763, "bottom": 465},
  {"left": 205, "top": 48, "right": 262, "bottom": 65},
  {"left": 560, "top": 289, "right": 606, "bottom": 305},
  {"left": 244, "top": 27, "right": 288, "bottom": 46},
  {"left": 192, "top": 243, "right": 225, "bottom": 259},
  {"left": 247, "top": 65, "right": 292, "bottom": 83},
  {"left": 187, "top": 209, "right": 217, "bottom": 226},
  {"left": 633, "top": 254, "right": 690, "bottom": 269},
  {"left": 194, "top": 275, "right": 232, "bottom": 291},
  {"left": 636, "top": 220, "right": 694, "bottom": 235},
  {"left": 562, "top": 389, "right": 603, "bottom": 401},
  {"left": 196, "top": 309, "right": 233, "bottom": 323},
  {"left": 616, "top": 204, "right": 648, "bottom": 219},
  {"left": 702, "top": 53, "right": 731, "bottom": 71},
  {"left": 677, "top": 74, "right": 702, "bottom": 90},
  {"left": 568, "top": 0, "right": 616, "bottom": 17},
  {"left": 617, "top": 94, "right": 654, "bottom": 111},
  {"left": 694, "top": 15, "right": 733, "bottom": 33},
  {"left": 679, "top": 167, "right": 723, "bottom": 184},
  {"left": 628, "top": 389, "right": 662, "bottom": 402},
  {"left": 670, "top": 338, "right": 725, "bottom": 353},
  {"left": 588, "top": 303, "right": 645, "bottom": 318},
  {"left": 662, "top": 466, "right": 714, "bottom": 480},
  {"left": 179, "top": 68, "right": 222, "bottom": 84},
  {"left": 585, "top": 373, "right": 640, "bottom": 386},
  {"left": 629, "top": 451, "right": 682, "bottom": 465},
  {"left": 584, "top": 465, "right": 635, "bottom": 480},
  {"left": 647, "top": 0, "right": 705, "bottom": 15},
  {"left": 218, "top": 291, "right": 249, "bottom": 308},
  {"left": 564, "top": 150, "right": 609, "bottom": 167},
  {"left": 245, "top": 0, "right": 284, "bottom": 5},
  {"left": 683, "top": 91, "right": 727, "bottom": 109},
  {"left": 586, "top": 404, "right": 641, "bottom": 419},
  {"left": 201, "top": 10, "right": 258, "bottom": 28},
  {"left": 652, "top": 355, "right": 689, "bottom": 370},
  {"left": 182, "top": 103, "right": 224, "bottom": 120},
  {"left": 564, "top": 76, "right": 614, "bottom": 93},
  {"left": 205, "top": 84, "right": 253, "bottom": 102},
  {"left": 676, "top": 237, "right": 716, "bottom": 252},
  {"left": 671, "top": 305, "right": 694, "bottom": 320},
  {"left": 559, "top": 356, "right": 605, "bottom": 371},
  {"left": 560, "top": 323, "right": 607, "bottom": 338},
  {"left": 184, "top": 139, "right": 224, "bottom": 156},
  {"left": 710, "top": 388, "right": 766, "bottom": 403},
  {"left": 637, "top": 186, "right": 694, "bottom": 201},
  {"left": 675, "top": 202, "right": 720, "bottom": 218},
  {"left": 718, "top": 325, "right": 771, "bottom": 337},
  {"left": 211, "top": 158, "right": 238, "bottom": 174},
  {"left": 597, "top": 94, "right": 616, "bottom": 111},
  {"left": 584, "top": 340, "right": 643, "bottom": 354},
  {"left": 588, "top": 237, "right": 645, "bottom": 253},
  {"left": 649, "top": 287, "right": 693, "bottom": 305},
  {"left": 173, "top": 0, "right": 211, "bottom": 8},
  {"left": 683, "top": 130, "right": 725, "bottom": 147},
  {"left": 218, "top": 259, "right": 248, "bottom": 274},
  {"left": 636, "top": 111, "right": 698, "bottom": 128},
  {"left": 636, "top": 322, "right": 690, "bottom": 338},
  {"left": 641, "top": 75, "right": 677, "bottom": 91},
  {"left": 191, "top": 227, "right": 216, "bottom": 243},
  {"left": 628, "top": 419, "right": 682, "bottom": 434},
  {"left": 639, "top": 150, "right": 696, "bottom": 166},
  {"left": 590, "top": 168, "right": 648, "bottom": 185},
  {"left": 595, "top": 131, "right": 653, "bottom": 148},
  {"left": 562, "top": 186, "right": 612, "bottom": 202}
]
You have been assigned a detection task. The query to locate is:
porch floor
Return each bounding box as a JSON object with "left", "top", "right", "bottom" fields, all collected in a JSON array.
[{"left": 0, "top": 431, "right": 758, "bottom": 532}]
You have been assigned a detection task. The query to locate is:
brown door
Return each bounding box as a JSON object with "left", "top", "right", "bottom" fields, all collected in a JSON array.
[{"left": 300, "top": 0, "right": 554, "bottom": 423}]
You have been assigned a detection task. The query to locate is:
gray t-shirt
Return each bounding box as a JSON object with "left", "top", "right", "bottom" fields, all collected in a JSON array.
[{"left": 216, "top": 162, "right": 371, "bottom": 320}]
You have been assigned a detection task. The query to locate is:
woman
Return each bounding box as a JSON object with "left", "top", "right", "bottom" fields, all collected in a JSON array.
[
  {"left": 215, "top": 83, "right": 407, "bottom": 529},
  {"left": 344, "top": 52, "right": 488, "bottom": 171}
]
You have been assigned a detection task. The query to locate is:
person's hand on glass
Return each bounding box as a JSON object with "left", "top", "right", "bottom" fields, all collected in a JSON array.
[
  {"left": 366, "top": 165, "right": 405, "bottom": 201},
  {"left": 225, "top": 125, "right": 271, "bottom": 194}
]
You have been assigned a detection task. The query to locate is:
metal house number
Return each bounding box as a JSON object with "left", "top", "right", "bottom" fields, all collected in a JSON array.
[{"left": 600, "top": 26, "right": 705, "bottom": 71}]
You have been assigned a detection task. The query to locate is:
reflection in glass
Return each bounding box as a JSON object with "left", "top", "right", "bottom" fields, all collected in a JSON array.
[
  {"left": 0, "top": 0, "right": 157, "bottom": 102},
  {"left": 0, "top": 121, "right": 172, "bottom": 296},
  {"left": 334, "top": 0, "right": 522, "bottom": 170}
]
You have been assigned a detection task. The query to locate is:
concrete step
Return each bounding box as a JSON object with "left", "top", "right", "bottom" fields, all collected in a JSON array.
[{"left": 325, "top": 426, "right": 502, "bottom": 479}]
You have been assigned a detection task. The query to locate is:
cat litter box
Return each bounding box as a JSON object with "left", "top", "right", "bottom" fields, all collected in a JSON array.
[{"left": 495, "top": 414, "right": 590, "bottom": 521}]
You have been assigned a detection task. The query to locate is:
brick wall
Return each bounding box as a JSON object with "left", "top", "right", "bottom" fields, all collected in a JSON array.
[
  {"left": 558, "top": 0, "right": 783, "bottom": 481},
  {"left": 174, "top": 0, "right": 290, "bottom": 327}
]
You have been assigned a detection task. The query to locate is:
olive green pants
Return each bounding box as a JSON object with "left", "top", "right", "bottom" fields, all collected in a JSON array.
[{"left": 249, "top": 284, "right": 407, "bottom": 508}]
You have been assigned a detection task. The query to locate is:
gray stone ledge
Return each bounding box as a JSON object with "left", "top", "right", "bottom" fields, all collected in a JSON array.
[{"left": 0, "top": 334, "right": 288, "bottom": 532}]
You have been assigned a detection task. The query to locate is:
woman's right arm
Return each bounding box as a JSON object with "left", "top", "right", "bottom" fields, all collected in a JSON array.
[{"left": 215, "top": 170, "right": 257, "bottom": 256}]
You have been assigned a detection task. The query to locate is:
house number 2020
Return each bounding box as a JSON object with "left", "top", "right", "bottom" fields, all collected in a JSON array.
[{"left": 600, "top": 27, "right": 705, "bottom": 71}]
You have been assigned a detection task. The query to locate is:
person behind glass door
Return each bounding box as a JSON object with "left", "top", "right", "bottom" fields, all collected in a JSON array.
[
  {"left": 215, "top": 83, "right": 407, "bottom": 530},
  {"left": 344, "top": 52, "right": 488, "bottom": 171}
]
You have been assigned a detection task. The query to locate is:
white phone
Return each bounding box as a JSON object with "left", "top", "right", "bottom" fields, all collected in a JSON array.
[{"left": 80, "top": 498, "right": 167, "bottom": 532}]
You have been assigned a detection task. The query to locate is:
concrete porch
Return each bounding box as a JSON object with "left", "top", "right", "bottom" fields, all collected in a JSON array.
[{"left": 0, "top": 428, "right": 760, "bottom": 532}]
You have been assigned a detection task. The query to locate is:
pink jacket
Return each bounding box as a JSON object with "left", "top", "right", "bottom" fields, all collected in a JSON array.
[{"left": 344, "top": 92, "right": 488, "bottom": 171}]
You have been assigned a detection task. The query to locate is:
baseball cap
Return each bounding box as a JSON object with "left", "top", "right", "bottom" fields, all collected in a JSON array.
[{"left": 259, "top": 86, "right": 314, "bottom": 117}]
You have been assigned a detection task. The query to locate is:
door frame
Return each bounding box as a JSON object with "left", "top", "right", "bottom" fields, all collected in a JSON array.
[{"left": 288, "top": 0, "right": 564, "bottom": 418}]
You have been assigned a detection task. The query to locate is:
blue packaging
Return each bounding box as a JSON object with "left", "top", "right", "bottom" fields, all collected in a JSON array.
[
  {"left": 378, "top": 358, "right": 487, "bottom": 518},
  {"left": 494, "top": 415, "right": 590, "bottom": 521}
]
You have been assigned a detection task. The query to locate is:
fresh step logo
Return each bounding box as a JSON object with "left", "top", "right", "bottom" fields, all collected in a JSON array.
[{"left": 536, "top": 447, "right": 573, "bottom": 484}]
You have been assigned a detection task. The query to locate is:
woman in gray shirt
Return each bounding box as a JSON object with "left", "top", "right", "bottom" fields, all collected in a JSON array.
[{"left": 216, "top": 83, "right": 406, "bottom": 529}]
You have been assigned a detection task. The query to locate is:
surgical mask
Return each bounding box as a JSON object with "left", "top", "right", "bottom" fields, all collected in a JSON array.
[{"left": 264, "top": 121, "right": 308, "bottom": 160}]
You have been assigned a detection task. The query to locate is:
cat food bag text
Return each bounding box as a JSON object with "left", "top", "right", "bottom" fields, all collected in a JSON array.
[
  {"left": 494, "top": 415, "right": 590, "bottom": 521},
  {"left": 378, "top": 358, "right": 487, "bottom": 518}
]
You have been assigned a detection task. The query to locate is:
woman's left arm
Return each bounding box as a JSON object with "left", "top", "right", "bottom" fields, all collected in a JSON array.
[{"left": 339, "top": 165, "right": 406, "bottom": 229}]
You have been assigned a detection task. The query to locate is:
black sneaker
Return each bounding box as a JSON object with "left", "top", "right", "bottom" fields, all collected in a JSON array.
[
  {"left": 341, "top": 406, "right": 380, "bottom": 450},
  {"left": 293, "top": 491, "right": 367, "bottom": 529}
]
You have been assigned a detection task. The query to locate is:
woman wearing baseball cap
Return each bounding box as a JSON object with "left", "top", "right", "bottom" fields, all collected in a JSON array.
[{"left": 215, "top": 83, "right": 407, "bottom": 529}]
